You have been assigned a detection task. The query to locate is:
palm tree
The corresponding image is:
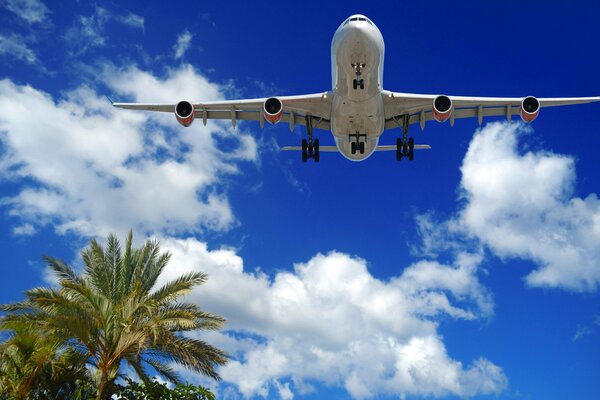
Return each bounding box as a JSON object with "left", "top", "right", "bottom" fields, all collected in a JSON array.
[
  {"left": 0, "top": 323, "right": 92, "bottom": 399},
  {"left": 0, "top": 232, "right": 228, "bottom": 400}
]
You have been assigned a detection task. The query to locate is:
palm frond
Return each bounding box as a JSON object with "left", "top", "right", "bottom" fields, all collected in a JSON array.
[
  {"left": 149, "top": 271, "right": 208, "bottom": 305},
  {"left": 143, "top": 358, "right": 182, "bottom": 385},
  {"left": 43, "top": 256, "right": 84, "bottom": 285}
]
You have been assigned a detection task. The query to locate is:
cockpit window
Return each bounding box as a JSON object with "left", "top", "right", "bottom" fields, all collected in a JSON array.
[{"left": 347, "top": 16, "right": 372, "bottom": 25}]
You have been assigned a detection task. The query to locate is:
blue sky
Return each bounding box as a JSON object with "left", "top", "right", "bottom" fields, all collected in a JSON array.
[{"left": 1, "top": 0, "right": 600, "bottom": 398}]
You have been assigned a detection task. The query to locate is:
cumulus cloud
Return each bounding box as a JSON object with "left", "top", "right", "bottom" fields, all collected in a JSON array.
[
  {"left": 419, "top": 122, "right": 600, "bottom": 292},
  {"left": 4, "top": 0, "right": 49, "bottom": 24},
  {"left": 174, "top": 30, "right": 193, "bottom": 59},
  {"left": 0, "top": 34, "right": 38, "bottom": 65},
  {"left": 0, "top": 64, "right": 256, "bottom": 237},
  {"left": 156, "top": 238, "right": 505, "bottom": 399}
]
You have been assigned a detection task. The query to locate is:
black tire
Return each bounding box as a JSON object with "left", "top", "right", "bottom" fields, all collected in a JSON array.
[
  {"left": 408, "top": 149, "right": 414, "bottom": 161},
  {"left": 359, "top": 80, "right": 364, "bottom": 89},
  {"left": 351, "top": 141, "right": 357, "bottom": 154},
  {"left": 353, "top": 79, "right": 358, "bottom": 90},
  {"left": 302, "top": 139, "right": 308, "bottom": 163},
  {"left": 314, "top": 139, "right": 320, "bottom": 162},
  {"left": 397, "top": 138, "right": 402, "bottom": 151},
  {"left": 359, "top": 141, "right": 365, "bottom": 154},
  {"left": 408, "top": 137, "right": 414, "bottom": 150}
]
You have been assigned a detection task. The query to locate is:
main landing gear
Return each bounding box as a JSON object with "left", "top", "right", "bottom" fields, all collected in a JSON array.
[
  {"left": 349, "top": 132, "right": 366, "bottom": 155},
  {"left": 352, "top": 63, "right": 365, "bottom": 90},
  {"left": 301, "top": 115, "right": 320, "bottom": 163},
  {"left": 396, "top": 114, "right": 415, "bottom": 161}
]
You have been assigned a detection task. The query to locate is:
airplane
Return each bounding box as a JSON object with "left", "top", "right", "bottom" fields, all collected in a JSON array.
[{"left": 113, "top": 14, "right": 600, "bottom": 163}]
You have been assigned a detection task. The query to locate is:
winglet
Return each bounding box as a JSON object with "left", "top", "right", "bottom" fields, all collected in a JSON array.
[{"left": 106, "top": 95, "right": 114, "bottom": 106}]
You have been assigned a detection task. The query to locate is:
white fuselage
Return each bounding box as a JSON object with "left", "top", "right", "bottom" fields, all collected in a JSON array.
[{"left": 330, "top": 15, "right": 385, "bottom": 161}]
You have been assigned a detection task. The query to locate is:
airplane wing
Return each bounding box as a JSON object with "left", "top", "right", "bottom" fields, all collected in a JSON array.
[
  {"left": 382, "top": 91, "right": 600, "bottom": 130},
  {"left": 112, "top": 92, "right": 333, "bottom": 131}
]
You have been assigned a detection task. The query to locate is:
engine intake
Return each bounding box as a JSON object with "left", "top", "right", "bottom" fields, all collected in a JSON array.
[
  {"left": 520, "top": 96, "right": 540, "bottom": 122},
  {"left": 264, "top": 97, "right": 283, "bottom": 124},
  {"left": 432, "top": 95, "right": 453, "bottom": 123},
  {"left": 175, "top": 101, "right": 195, "bottom": 127}
]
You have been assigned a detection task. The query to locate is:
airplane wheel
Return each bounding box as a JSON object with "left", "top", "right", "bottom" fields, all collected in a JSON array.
[
  {"left": 408, "top": 137, "right": 414, "bottom": 150},
  {"left": 396, "top": 138, "right": 402, "bottom": 152},
  {"left": 359, "top": 141, "right": 365, "bottom": 154},
  {"left": 359, "top": 80, "right": 364, "bottom": 89},
  {"left": 314, "top": 139, "right": 320, "bottom": 162},
  {"left": 351, "top": 141, "right": 357, "bottom": 154},
  {"left": 408, "top": 149, "right": 414, "bottom": 161},
  {"left": 302, "top": 139, "right": 308, "bottom": 163},
  {"left": 353, "top": 79, "right": 358, "bottom": 90}
]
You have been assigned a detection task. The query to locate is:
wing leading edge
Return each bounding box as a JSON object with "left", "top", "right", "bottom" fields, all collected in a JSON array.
[
  {"left": 382, "top": 91, "right": 600, "bottom": 130},
  {"left": 112, "top": 92, "right": 333, "bottom": 131}
]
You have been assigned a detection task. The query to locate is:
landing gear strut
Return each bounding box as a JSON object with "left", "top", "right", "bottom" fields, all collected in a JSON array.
[
  {"left": 349, "top": 132, "right": 366, "bottom": 154},
  {"left": 301, "top": 115, "right": 320, "bottom": 163},
  {"left": 396, "top": 114, "right": 415, "bottom": 161},
  {"left": 352, "top": 63, "right": 365, "bottom": 90}
]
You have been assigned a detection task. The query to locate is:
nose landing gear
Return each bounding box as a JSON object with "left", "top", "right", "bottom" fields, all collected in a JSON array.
[{"left": 352, "top": 63, "right": 365, "bottom": 90}]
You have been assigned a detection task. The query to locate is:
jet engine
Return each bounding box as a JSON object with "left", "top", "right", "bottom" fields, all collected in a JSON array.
[
  {"left": 264, "top": 97, "right": 284, "bottom": 124},
  {"left": 432, "top": 95, "right": 453, "bottom": 122},
  {"left": 175, "top": 100, "right": 195, "bottom": 127},
  {"left": 520, "top": 96, "right": 540, "bottom": 122}
]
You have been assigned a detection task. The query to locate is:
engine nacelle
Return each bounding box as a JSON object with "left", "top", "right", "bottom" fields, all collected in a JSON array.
[
  {"left": 432, "top": 95, "right": 453, "bottom": 123},
  {"left": 175, "top": 100, "right": 195, "bottom": 127},
  {"left": 520, "top": 96, "right": 540, "bottom": 122},
  {"left": 263, "top": 97, "right": 283, "bottom": 124}
]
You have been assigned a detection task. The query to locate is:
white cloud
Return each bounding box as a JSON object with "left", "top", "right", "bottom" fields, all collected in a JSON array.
[
  {"left": 0, "top": 64, "right": 257, "bottom": 237},
  {"left": 157, "top": 238, "right": 505, "bottom": 399},
  {"left": 174, "top": 30, "right": 193, "bottom": 59},
  {"left": 4, "top": 0, "right": 49, "bottom": 24},
  {"left": 0, "top": 34, "right": 38, "bottom": 65},
  {"left": 416, "top": 122, "right": 600, "bottom": 292},
  {"left": 455, "top": 122, "right": 600, "bottom": 291},
  {"left": 117, "top": 12, "right": 144, "bottom": 30},
  {"left": 12, "top": 223, "right": 36, "bottom": 236},
  {"left": 64, "top": 6, "right": 144, "bottom": 54}
]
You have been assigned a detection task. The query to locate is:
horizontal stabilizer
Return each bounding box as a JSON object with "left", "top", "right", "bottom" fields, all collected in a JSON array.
[
  {"left": 281, "top": 146, "right": 338, "bottom": 152},
  {"left": 374, "top": 144, "right": 431, "bottom": 151},
  {"left": 281, "top": 144, "right": 431, "bottom": 152}
]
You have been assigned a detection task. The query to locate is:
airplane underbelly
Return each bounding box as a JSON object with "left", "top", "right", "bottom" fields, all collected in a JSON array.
[
  {"left": 330, "top": 93, "right": 384, "bottom": 161},
  {"left": 331, "top": 93, "right": 384, "bottom": 137}
]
